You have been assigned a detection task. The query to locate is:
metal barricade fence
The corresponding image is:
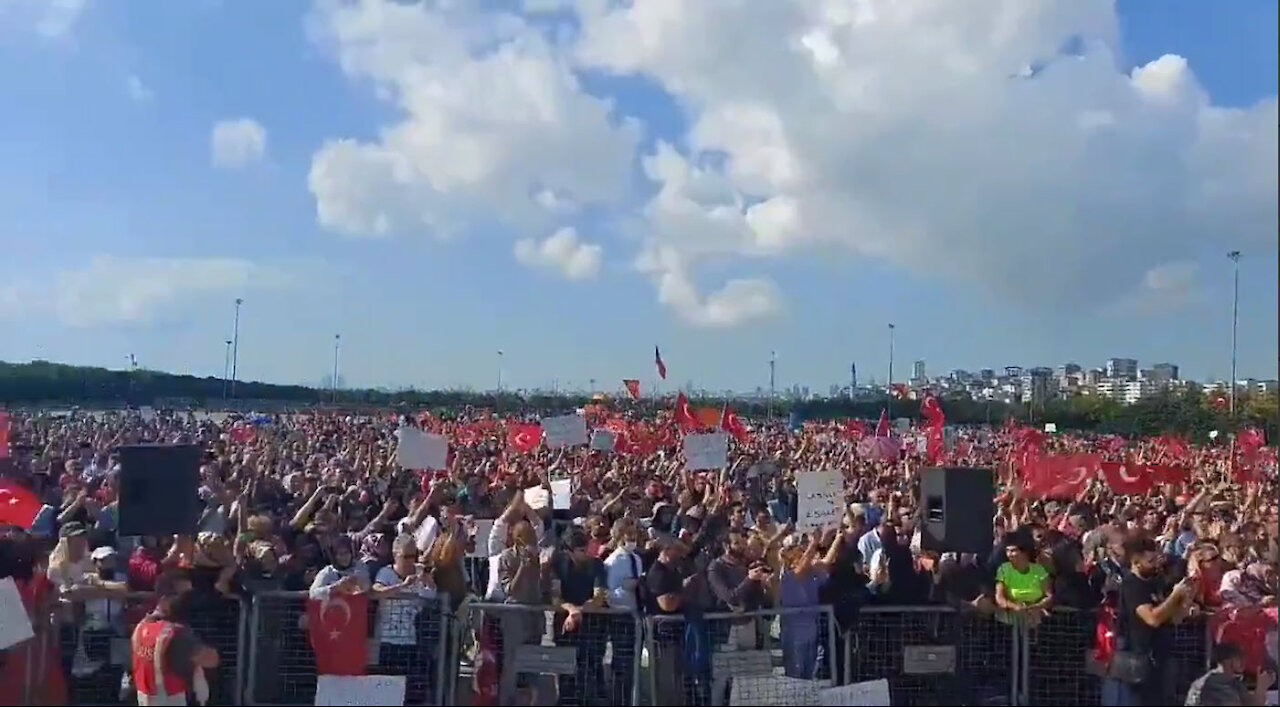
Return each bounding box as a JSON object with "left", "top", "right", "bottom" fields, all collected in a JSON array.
[
  {"left": 245, "top": 590, "right": 451, "bottom": 706},
  {"left": 11, "top": 591, "right": 245, "bottom": 707},
  {"left": 455, "top": 602, "right": 641, "bottom": 707},
  {"left": 1019, "top": 608, "right": 1210, "bottom": 706},
  {"left": 645, "top": 606, "right": 841, "bottom": 707},
  {"left": 844, "top": 605, "right": 1016, "bottom": 706}
]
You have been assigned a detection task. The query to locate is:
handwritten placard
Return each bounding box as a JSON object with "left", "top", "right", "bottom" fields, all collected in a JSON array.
[
  {"left": 796, "top": 470, "right": 843, "bottom": 530},
  {"left": 590, "top": 429, "right": 616, "bottom": 451},
  {"left": 0, "top": 577, "right": 35, "bottom": 650},
  {"left": 684, "top": 432, "right": 728, "bottom": 470},
  {"left": 314, "top": 674, "right": 406, "bottom": 706},
  {"left": 541, "top": 414, "right": 588, "bottom": 448},
  {"left": 395, "top": 428, "right": 449, "bottom": 470},
  {"left": 551, "top": 478, "right": 572, "bottom": 510},
  {"left": 819, "top": 678, "right": 891, "bottom": 706}
]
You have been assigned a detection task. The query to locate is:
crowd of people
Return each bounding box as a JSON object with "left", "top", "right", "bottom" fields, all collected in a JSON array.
[{"left": 0, "top": 404, "right": 1276, "bottom": 706}]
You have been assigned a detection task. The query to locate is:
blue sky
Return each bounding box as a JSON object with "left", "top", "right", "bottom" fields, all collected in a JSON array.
[{"left": 0, "top": 0, "right": 1275, "bottom": 393}]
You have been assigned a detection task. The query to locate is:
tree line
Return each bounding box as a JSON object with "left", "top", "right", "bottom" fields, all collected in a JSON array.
[{"left": 1, "top": 360, "right": 1274, "bottom": 441}]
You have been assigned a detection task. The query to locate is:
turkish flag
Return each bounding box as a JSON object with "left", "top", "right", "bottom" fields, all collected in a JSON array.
[
  {"left": 720, "top": 407, "right": 751, "bottom": 444},
  {"left": 673, "top": 393, "right": 700, "bottom": 434},
  {"left": 874, "top": 409, "right": 890, "bottom": 438},
  {"left": 1210, "top": 606, "right": 1277, "bottom": 674},
  {"left": 306, "top": 592, "right": 370, "bottom": 676},
  {"left": 0, "top": 479, "right": 41, "bottom": 529},
  {"left": 920, "top": 394, "right": 944, "bottom": 427},
  {"left": 622, "top": 379, "right": 640, "bottom": 399},
  {"left": 1025, "top": 454, "right": 1097, "bottom": 498},
  {"left": 1150, "top": 464, "right": 1190, "bottom": 485},
  {"left": 230, "top": 424, "right": 255, "bottom": 444},
  {"left": 694, "top": 407, "right": 722, "bottom": 429},
  {"left": 843, "top": 419, "right": 868, "bottom": 440},
  {"left": 507, "top": 424, "right": 542, "bottom": 453},
  {"left": 1099, "top": 461, "right": 1153, "bottom": 495},
  {"left": 654, "top": 347, "right": 667, "bottom": 380},
  {"left": 0, "top": 411, "right": 9, "bottom": 458},
  {"left": 920, "top": 395, "right": 945, "bottom": 463}
]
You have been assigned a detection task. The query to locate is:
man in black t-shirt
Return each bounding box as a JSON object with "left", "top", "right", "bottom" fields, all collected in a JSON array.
[
  {"left": 1117, "top": 536, "right": 1196, "bottom": 706},
  {"left": 646, "top": 541, "right": 689, "bottom": 705},
  {"left": 551, "top": 529, "right": 608, "bottom": 703}
]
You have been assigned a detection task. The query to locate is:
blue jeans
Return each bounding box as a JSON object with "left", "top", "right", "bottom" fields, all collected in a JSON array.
[{"left": 1100, "top": 677, "right": 1132, "bottom": 706}]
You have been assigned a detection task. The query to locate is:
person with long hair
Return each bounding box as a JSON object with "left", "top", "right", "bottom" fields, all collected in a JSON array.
[{"left": 0, "top": 529, "right": 69, "bottom": 705}]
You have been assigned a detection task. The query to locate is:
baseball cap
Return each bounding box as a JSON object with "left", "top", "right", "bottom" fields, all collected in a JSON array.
[
  {"left": 59, "top": 522, "right": 88, "bottom": 539},
  {"left": 90, "top": 546, "right": 117, "bottom": 561}
]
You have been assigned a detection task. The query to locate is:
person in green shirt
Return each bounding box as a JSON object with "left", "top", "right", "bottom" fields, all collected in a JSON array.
[{"left": 995, "top": 533, "right": 1053, "bottom": 626}]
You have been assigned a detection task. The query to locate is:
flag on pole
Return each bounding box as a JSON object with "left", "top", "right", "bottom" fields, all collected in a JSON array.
[{"left": 654, "top": 346, "right": 667, "bottom": 380}]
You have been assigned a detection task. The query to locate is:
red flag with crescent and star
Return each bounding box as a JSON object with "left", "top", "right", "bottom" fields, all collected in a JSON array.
[
  {"left": 306, "top": 591, "right": 369, "bottom": 676},
  {"left": 673, "top": 393, "right": 700, "bottom": 434},
  {"left": 720, "top": 405, "right": 751, "bottom": 444},
  {"left": 0, "top": 478, "right": 41, "bottom": 529},
  {"left": 0, "top": 411, "right": 9, "bottom": 458},
  {"left": 507, "top": 423, "right": 543, "bottom": 453}
]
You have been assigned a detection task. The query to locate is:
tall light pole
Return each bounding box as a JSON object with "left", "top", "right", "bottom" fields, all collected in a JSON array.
[
  {"left": 496, "top": 350, "right": 504, "bottom": 393},
  {"left": 768, "top": 350, "right": 776, "bottom": 421},
  {"left": 887, "top": 323, "right": 896, "bottom": 415},
  {"left": 331, "top": 334, "right": 341, "bottom": 404},
  {"left": 222, "top": 340, "right": 232, "bottom": 400},
  {"left": 1228, "top": 250, "right": 1241, "bottom": 417},
  {"left": 230, "top": 298, "right": 243, "bottom": 398}
]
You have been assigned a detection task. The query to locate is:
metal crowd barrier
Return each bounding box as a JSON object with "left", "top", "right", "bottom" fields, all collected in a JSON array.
[
  {"left": 645, "top": 606, "right": 842, "bottom": 706},
  {"left": 457, "top": 602, "right": 643, "bottom": 706},
  {"left": 7, "top": 597, "right": 1219, "bottom": 706},
  {"left": 245, "top": 590, "right": 451, "bottom": 706},
  {"left": 10, "top": 590, "right": 245, "bottom": 707}
]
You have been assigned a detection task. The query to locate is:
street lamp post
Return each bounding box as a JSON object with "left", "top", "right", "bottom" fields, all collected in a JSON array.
[
  {"left": 1228, "top": 250, "right": 1241, "bottom": 417},
  {"left": 768, "top": 351, "right": 776, "bottom": 421},
  {"left": 222, "top": 340, "right": 232, "bottom": 401},
  {"left": 887, "top": 323, "right": 896, "bottom": 415},
  {"left": 230, "top": 298, "right": 243, "bottom": 398},
  {"left": 497, "top": 350, "right": 504, "bottom": 393},
  {"left": 331, "top": 334, "right": 341, "bottom": 404}
]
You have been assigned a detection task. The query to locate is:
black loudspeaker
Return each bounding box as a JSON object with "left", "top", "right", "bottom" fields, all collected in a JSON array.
[
  {"left": 118, "top": 444, "right": 202, "bottom": 537},
  {"left": 919, "top": 467, "right": 995, "bottom": 554}
]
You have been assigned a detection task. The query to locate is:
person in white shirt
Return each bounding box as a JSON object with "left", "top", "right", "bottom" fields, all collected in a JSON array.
[
  {"left": 602, "top": 522, "right": 644, "bottom": 704},
  {"left": 372, "top": 534, "right": 438, "bottom": 706},
  {"left": 47, "top": 522, "right": 94, "bottom": 595},
  {"left": 485, "top": 495, "right": 545, "bottom": 602}
]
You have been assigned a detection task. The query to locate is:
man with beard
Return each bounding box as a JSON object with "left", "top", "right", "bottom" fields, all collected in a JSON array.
[
  {"left": 1113, "top": 536, "right": 1196, "bottom": 706},
  {"left": 129, "top": 570, "right": 219, "bottom": 706}
]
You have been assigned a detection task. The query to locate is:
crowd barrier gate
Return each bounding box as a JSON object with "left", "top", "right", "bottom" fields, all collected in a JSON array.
[
  {"left": 8, "top": 598, "right": 1220, "bottom": 706},
  {"left": 244, "top": 590, "right": 450, "bottom": 706},
  {"left": 456, "top": 602, "right": 644, "bottom": 706}
]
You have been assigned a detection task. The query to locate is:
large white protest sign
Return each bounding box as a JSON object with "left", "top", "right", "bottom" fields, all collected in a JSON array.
[
  {"left": 0, "top": 577, "right": 35, "bottom": 650},
  {"left": 590, "top": 429, "right": 616, "bottom": 451},
  {"left": 541, "top": 414, "right": 588, "bottom": 448},
  {"left": 551, "top": 478, "right": 572, "bottom": 510},
  {"left": 1044, "top": 422, "right": 1058, "bottom": 433},
  {"left": 684, "top": 432, "right": 728, "bottom": 470},
  {"left": 819, "top": 679, "right": 891, "bottom": 706},
  {"left": 796, "top": 470, "right": 843, "bottom": 530},
  {"left": 315, "top": 674, "right": 406, "bottom": 706},
  {"left": 523, "top": 486, "right": 551, "bottom": 510},
  {"left": 729, "top": 676, "right": 822, "bottom": 706},
  {"left": 395, "top": 428, "right": 449, "bottom": 470},
  {"left": 894, "top": 417, "right": 911, "bottom": 433}
]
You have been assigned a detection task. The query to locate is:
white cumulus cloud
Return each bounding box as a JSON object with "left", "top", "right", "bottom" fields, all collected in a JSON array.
[
  {"left": 306, "top": 0, "right": 1277, "bottom": 328},
  {"left": 514, "top": 227, "right": 602, "bottom": 281},
  {"left": 0, "top": 257, "right": 290, "bottom": 326},
  {"left": 0, "top": 0, "right": 90, "bottom": 38},
  {"left": 211, "top": 118, "right": 267, "bottom": 169}
]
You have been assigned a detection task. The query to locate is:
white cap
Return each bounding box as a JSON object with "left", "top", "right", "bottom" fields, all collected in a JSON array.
[{"left": 90, "top": 546, "right": 117, "bottom": 561}]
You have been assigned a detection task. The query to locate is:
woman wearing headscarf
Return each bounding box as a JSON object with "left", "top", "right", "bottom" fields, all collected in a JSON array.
[{"left": 309, "top": 535, "right": 371, "bottom": 595}]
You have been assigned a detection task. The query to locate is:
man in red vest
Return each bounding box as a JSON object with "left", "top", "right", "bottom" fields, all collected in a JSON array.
[{"left": 130, "top": 570, "right": 219, "bottom": 706}]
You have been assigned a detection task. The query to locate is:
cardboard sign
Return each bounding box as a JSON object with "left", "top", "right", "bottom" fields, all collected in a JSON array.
[
  {"left": 550, "top": 478, "right": 572, "bottom": 510},
  {"left": 796, "top": 470, "right": 843, "bottom": 530},
  {"left": 314, "top": 674, "right": 405, "bottom": 706},
  {"left": 0, "top": 577, "right": 34, "bottom": 650},
  {"left": 395, "top": 428, "right": 449, "bottom": 470},
  {"left": 819, "top": 679, "right": 891, "bottom": 706},
  {"left": 589, "top": 429, "right": 616, "bottom": 451},
  {"left": 684, "top": 432, "right": 729, "bottom": 470},
  {"left": 541, "top": 414, "right": 588, "bottom": 448},
  {"left": 730, "top": 675, "right": 821, "bottom": 706}
]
